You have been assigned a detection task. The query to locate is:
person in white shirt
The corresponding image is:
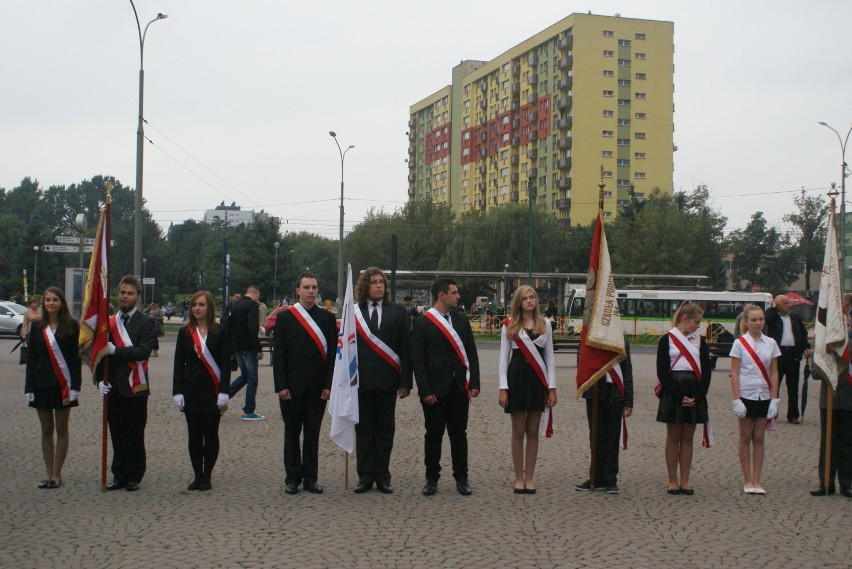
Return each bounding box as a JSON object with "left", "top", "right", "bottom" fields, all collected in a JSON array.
[{"left": 730, "top": 304, "right": 780, "bottom": 495}]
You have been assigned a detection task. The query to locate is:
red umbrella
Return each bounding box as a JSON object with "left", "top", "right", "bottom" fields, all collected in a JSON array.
[{"left": 785, "top": 291, "right": 814, "bottom": 306}]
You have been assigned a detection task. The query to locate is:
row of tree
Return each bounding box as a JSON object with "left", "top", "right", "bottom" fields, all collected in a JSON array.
[{"left": 0, "top": 176, "right": 828, "bottom": 306}]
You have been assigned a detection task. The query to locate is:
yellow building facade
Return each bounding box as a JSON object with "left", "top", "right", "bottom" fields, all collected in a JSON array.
[{"left": 407, "top": 13, "right": 674, "bottom": 226}]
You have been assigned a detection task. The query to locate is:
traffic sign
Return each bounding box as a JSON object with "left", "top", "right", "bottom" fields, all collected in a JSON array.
[
  {"left": 142, "top": 277, "right": 156, "bottom": 285},
  {"left": 42, "top": 244, "right": 94, "bottom": 253},
  {"left": 55, "top": 236, "right": 115, "bottom": 245}
]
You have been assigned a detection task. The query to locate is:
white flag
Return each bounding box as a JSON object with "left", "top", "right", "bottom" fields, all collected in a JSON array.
[
  {"left": 812, "top": 206, "right": 848, "bottom": 391},
  {"left": 329, "top": 264, "right": 359, "bottom": 452}
]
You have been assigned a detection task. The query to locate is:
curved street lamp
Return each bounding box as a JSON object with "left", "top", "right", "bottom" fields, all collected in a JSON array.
[
  {"left": 130, "top": 1, "right": 168, "bottom": 278},
  {"left": 818, "top": 121, "right": 852, "bottom": 286},
  {"left": 33, "top": 246, "right": 40, "bottom": 296},
  {"left": 329, "top": 131, "right": 355, "bottom": 315},
  {"left": 273, "top": 241, "right": 280, "bottom": 304}
]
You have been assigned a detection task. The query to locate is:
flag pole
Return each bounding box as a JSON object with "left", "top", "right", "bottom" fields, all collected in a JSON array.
[
  {"left": 100, "top": 182, "right": 113, "bottom": 491},
  {"left": 588, "top": 172, "right": 607, "bottom": 491},
  {"left": 824, "top": 388, "right": 834, "bottom": 491},
  {"left": 344, "top": 452, "right": 349, "bottom": 489}
]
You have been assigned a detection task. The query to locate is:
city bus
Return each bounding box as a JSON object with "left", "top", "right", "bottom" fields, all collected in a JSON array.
[{"left": 565, "top": 288, "right": 773, "bottom": 337}]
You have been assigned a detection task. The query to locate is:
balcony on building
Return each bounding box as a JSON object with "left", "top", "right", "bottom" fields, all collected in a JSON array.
[
  {"left": 409, "top": 132, "right": 415, "bottom": 141},
  {"left": 529, "top": 111, "right": 538, "bottom": 121},
  {"left": 511, "top": 136, "right": 520, "bottom": 146},
  {"left": 555, "top": 116, "right": 572, "bottom": 129},
  {"left": 556, "top": 77, "right": 573, "bottom": 90},
  {"left": 491, "top": 196, "right": 498, "bottom": 205},
  {"left": 556, "top": 157, "right": 572, "bottom": 170},
  {"left": 408, "top": 161, "right": 416, "bottom": 169},
  {"left": 408, "top": 146, "right": 416, "bottom": 154},
  {"left": 556, "top": 177, "right": 572, "bottom": 189},
  {"left": 480, "top": 82, "right": 487, "bottom": 92},
  {"left": 510, "top": 190, "right": 519, "bottom": 201},
  {"left": 556, "top": 96, "right": 572, "bottom": 109},
  {"left": 556, "top": 56, "right": 574, "bottom": 69},
  {"left": 512, "top": 83, "right": 520, "bottom": 94},
  {"left": 528, "top": 92, "right": 538, "bottom": 104},
  {"left": 529, "top": 55, "right": 538, "bottom": 65},
  {"left": 478, "top": 182, "right": 486, "bottom": 191},
  {"left": 407, "top": 173, "right": 416, "bottom": 182},
  {"left": 480, "top": 131, "right": 487, "bottom": 141},
  {"left": 528, "top": 148, "right": 538, "bottom": 159},
  {"left": 511, "top": 102, "right": 520, "bottom": 112},
  {"left": 479, "top": 100, "right": 487, "bottom": 109},
  {"left": 558, "top": 217, "right": 571, "bottom": 227},
  {"left": 408, "top": 118, "right": 416, "bottom": 127},
  {"left": 555, "top": 197, "right": 571, "bottom": 209},
  {"left": 479, "top": 165, "right": 486, "bottom": 174},
  {"left": 557, "top": 36, "right": 573, "bottom": 50},
  {"left": 556, "top": 137, "right": 572, "bottom": 149},
  {"left": 512, "top": 118, "right": 520, "bottom": 128},
  {"left": 529, "top": 74, "right": 538, "bottom": 85},
  {"left": 529, "top": 130, "right": 538, "bottom": 141},
  {"left": 511, "top": 155, "right": 519, "bottom": 165},
  {"left": 408, "top": 188, "right": 416, "bottom": 196},
  {"left": 528, "top": 167, "right": 538, "bottom": 177},
  {"left": 478, "top": 199, "right": 486, "bottom": 208},
  {"left": 512, "top": 64, "right": 520, "bottom": 75},
  {"left": 511, "top": 173, "right": 520, "bottom": 182}
]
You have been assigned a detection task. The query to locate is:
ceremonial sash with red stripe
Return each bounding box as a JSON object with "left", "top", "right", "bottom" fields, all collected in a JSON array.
[
  {"left": 668, "top": 330, "right": 712, "bottom": 447},
  {"left": 607, "top": 364, "right": 629, "bottom": 449},
  {"left": 43, "top": 327, "right": 72, "bottom": 404},
  {"left": 291, "top": 303, "right": 328, "bottom": 362},
  {"left": 109, "top": 314, "right": 148, "bottom": 394},
  {"left": 189, "top": 326, "right": 221, "bottom": 392},
  {"left": 512, "top": 328, "right": 554, "bottom": 438},
  {"left": 355, "top": 306, "right": 401, "bottom": 373},
  {"left": 424, "top": 308, "right": 470, "bottom": 393},
  {"left": 737, "top": 335, "right": 777, "bottom": 429}
]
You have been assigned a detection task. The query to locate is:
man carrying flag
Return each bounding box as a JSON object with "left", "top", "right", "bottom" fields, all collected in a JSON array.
[
  {"left": 575, "top": 204, "right": 630, "bottom": 494},
  {"left": 328, "top": 264, "right": 359, "bottom": 455}
]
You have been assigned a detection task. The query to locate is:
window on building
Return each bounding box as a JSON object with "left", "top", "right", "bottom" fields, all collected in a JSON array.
[
  {"left": 603, "top": 90, "right": 614, "bottom": 97},
  {"left": 617, "top": 138, "right": 630, "bottom": 146},
  {"left": 603, "top": 110, "right": 614, "bottom": 117},
  {"left": 462, "top": 180, "right": 469, "bottom": 188},
  {"left": 635, "top": 112, "right": 646, "bottom": 119},
  {"left": 603, "top": 211, "right": 612, "bottom": 218},
  {"left": 464, "top": 100, "right": 470, "bottom": 110},
  {"left": 617, "top": 118, "right": 631, "bottom": 126},
  {"left": 602, "top": 130, "right": 613, "bottom": 137},
  {"left": 618, "top": 79, "right": 631, "bottom": 87},
  {"left": 635, "top": 72, "right": 646, "bottom": 80},
  {"left": 501, "top": 133, "right": 510, "bottom": 143},
  {"left": 603, "top": 50, "right": 614, "bottom": 57},
  {"left": 634, "top": 152, "right": 646, "bottom": 159},
  {"left": 635, "top": 132, "right": 646, "bottom": 139},
  {"left": 603, "top": 70, "right": 614, "bottom": 77},
  {"left": 617, "top": 179, "right": 630, "bottom": 187},
  {"left": 501, "top": 150, "right": 509, "bottom": 159},
  {"left": 618, "top": 58, "right": 631, "bottom": 67},
  {"left": 618, "top": 98, "right": 630, "bottom": 106},
  {"left": 602, "top": 150, "right": 613, "bottom": 158},
  {"left": 502, "top": 79, "right": 509, "bottom": 90},
  {"left": 616, "top": 158, "right": 629, "bottom": 166},
  {"left": 463, "top": 163, "right": 470, "bottom": 172},
  {"left": 502, "top": 62, "right": 510, "bottom": 73},
  {"left": 603, "top": 30, "right": 614, "bottom": 37},
  {"left": 635, "top": 92, "right": 646, "bottom": 100},
  {"left": 463, "top": 131, "right": 470, "bottom": 140},
  {"left": 635, "top": 53, "right": 646, "bottom": 60},
  {"left": 500, "top": 185, "right": 508, "bottom": 195},
  {"left": 635, "top": 33, "right": 646, "bottom": 40},
  {"left": 635, "top": 172, "right": 646, "bottom": 179},
  {"left": 602, "top": 171, "right": 613, "bottom": 178},
  {"left": 462, "top": 195, "right": 468, "bottom": 205},
  {"left": 618, "top": 39, "right": 631, "bottom": 46},
  {"left": 603, "top": 191, "right": 613, "bottom": 198},
  {"left": 501, "top": 167, "right": 509, "bottom": 177},
  {"left": 463, "top": 148, "right": 470, "bottom": 157}
]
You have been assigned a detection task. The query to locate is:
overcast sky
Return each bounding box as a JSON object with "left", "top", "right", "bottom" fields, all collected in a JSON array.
[{"left": 2, "top": 0, "right": 851, "bottom": 240}]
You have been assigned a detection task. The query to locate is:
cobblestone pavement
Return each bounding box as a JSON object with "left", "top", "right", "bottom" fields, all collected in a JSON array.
[{"left": 1, "top": 337, "right": 849, "bottom": 568}]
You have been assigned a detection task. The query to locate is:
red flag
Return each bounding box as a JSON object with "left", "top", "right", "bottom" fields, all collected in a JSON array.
[
  {"left": 576, "top": 211, "right": 626, "bottom": 397},
  {"left": 79, "top": 198, "right": 110, "bottom": 373}
]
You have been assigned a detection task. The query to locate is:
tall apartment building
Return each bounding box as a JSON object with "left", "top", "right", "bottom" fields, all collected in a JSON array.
[
  {"left": 203, "top": 202, "right": 271, "bottom": 227},
  {"left": 407, "top": 13, "right": 674, "bottom": 226}
]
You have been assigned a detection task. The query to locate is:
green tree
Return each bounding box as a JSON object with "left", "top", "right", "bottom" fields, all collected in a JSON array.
[
  {"left": 727, "top": 211, "right": 801, "bottom": 293},
  {"left": 783, "top": 190, "right": 828, "bottom": 292}
]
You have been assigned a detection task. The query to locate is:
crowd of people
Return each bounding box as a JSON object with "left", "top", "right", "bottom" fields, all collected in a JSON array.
[{"left": 19, "top": 275, "right": 852, "bottom": 500}]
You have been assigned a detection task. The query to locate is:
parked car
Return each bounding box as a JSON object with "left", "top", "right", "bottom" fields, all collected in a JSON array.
[
  {"left": 0, "top": 301, "right": 26, "bottom": 338},
  {"left": 264, "top": 306, "right": 289, "bottom": 336},
  {"left": 164, "top": 304, "right": 176, "bottom": 319}
]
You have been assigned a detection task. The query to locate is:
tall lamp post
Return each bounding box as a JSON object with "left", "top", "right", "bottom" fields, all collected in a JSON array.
[
  {"left": 142, "top": 258, "right": 147, "bottom": 305},
  {"left": 130, "top": 2, "right": 168, "bottom": 278},
  {"left": 818, "top": 121, "right": 852, "bottom": 288},
  {"left": 33, "top": 246, "right": 39, "bottom": 296},
  {"left": 329, "top": 131, "right": 355, "bottom": 315},
  {"left": 273, "top": 241, "right": 280, "bottom": 304}
]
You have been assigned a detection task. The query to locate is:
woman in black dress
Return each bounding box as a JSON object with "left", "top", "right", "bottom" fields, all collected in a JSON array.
[
  {"left": 24, "top": 287, "right": 81, "bottom": 489},
  {"left": 172, "top": 290, "right": 232, "bottom": 490},
  {"left": 656, "top": 302, "right": 712, "bottom": 495},
  {"left": 498, "top": 285, "right": 557, "bottom": 493}
]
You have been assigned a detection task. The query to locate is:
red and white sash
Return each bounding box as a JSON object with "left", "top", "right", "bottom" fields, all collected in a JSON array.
[
  {"left": 355, "top": 305, "right": 401, "bottom": 373},
  {"left": 109, "top": 314, "right": 149, "bottom": 394},
  {"left": 189, "top": 326, "right": 221, "bottom": 391},
  {"left": 512, "top": 328, "right": 554, "bottom": 438},
  {"left": 738, "top": 335, "right": 776, "bottom": 429},
  {"left": 43, "top": 327, "right": 72, "bottom": 404},
  {"left": 607, "top": 364, "right": 629, "bottom": 449},
  {"left": 424, "top": 308, "right": 470, "bottom": 392},
  {"left": 668, "top": 328, "right": 712, "bottom": 447},
  {"left": 291, "top": 303, "right": 328, "bottom": 362}
]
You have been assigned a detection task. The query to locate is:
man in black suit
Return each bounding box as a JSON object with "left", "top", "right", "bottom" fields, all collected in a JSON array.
[
  {"left": 352, "top": 267, "right": 412, "bottom": 494},
  {"left": 765, "top": 294, "right": 811, "bottom": 424},
  {"left": 410, "top": 277, "right": 480, "bottom": 496},
  {"left": 97, "top": 275, "right": 157, "bottom": 492},
  {"left": 273, "top": 272, "right": 337, "bottom": 495}
]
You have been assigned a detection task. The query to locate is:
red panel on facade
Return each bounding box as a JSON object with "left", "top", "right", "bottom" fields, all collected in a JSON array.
[{"left": 424, "top": 123, "right": 452, "bottom": 165}]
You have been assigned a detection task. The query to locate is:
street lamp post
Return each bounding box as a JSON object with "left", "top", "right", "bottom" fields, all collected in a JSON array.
[
  {"left": 273, "top": 241, "right": 280, "bottom": 304},
  {"left": 818, "top": 121, "right": 852, "bottom": 288},
  {"left": 329, "top": 131, "right": 355, "bottom": 315},
  {"left": 33, "top": 246, "right": 39, "bottom": 296},
  {"left": 142, "top": 258, "right": 147, "bottom": 305},
  {"left": 130, "top": 1, "right": 168, "bottom": 278}
]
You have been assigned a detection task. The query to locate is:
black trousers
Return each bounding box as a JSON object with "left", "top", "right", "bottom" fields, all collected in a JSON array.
[
  {"left": 355, "top": 389, "right": 397, "bottom": 484},
  {"left": 185, "top": 412, "right": 221, "bottom": 479},
  {"left": 279, "top": 394, "right": 327, "bottom": 485},
  {"left": 107, "top": 395, "right": 148, "bottom": 484},
  {"left": 778, "top": 351, "right": 801, "bottom": 421},
  {"left": 422, "top": 385, "right": 469, "bottom": 482},
  {"left": 585, "top": 386, "right": 624, "bottom": 486},
  {"left": 818, "top": 408, "right": 852, "bottom": 490}
]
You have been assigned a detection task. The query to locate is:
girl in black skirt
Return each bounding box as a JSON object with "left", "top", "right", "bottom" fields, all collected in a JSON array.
[
  {"left": 656, "top": 302, "right": 712, "bottom": 495},
  {"left": 24, "top": 287, "right": 81, "bottom": 489},
  {"left": 498, "top": 285, "right": 557, "bottom": 493},
  {"left": 172, "top": 290, "right": 232, "bottom": 491}
]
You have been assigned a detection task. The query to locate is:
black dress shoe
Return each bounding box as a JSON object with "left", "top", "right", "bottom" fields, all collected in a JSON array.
[
  {"left": 810, "top": 487, "right": 835, "bottom": 496},
  {"left": 187, "top": 479, "right": 201, "bottom": 491},
  {"left": 421, "top": 480, "right": 438, "bottom": 496},
  {"left": 106, "top": 480, "right": 127, "bottom": 491},
  {"left": 841, "top": 488, "right": 852, "bottom": 498},
  {"left": 353, "top": 481, "right": 373, "bottom": 494},
  {"left": 303, "top": 481, "right": 324, "bottom": 494},
  {"left": 198, "top": 478, "right": 212, "bottom": 491},
  {"left": 125, "top": 481, "right": 140, "bottom": 492},
  {"left": 376, "top": 481, "right": 394, "bottom": 494},
  {"left": 284, "top": 483, "right": 299, "bottom": 495},
  {"left": 456, "top": 479, "right": 473, "bottom": 496}
]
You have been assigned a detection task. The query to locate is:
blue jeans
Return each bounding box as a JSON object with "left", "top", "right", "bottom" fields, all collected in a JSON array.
[{"left": 229, "top": 351, "right": 259, "bottom": 414}]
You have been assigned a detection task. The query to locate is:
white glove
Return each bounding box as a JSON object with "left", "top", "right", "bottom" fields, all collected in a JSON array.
[
  {"left": 69, "top": 390, "right": 80, "bottom": 402},
  {"left": 768, "top": 398, "right": 780, "bottom": 419},
  {"left": 97, "top": 381, "right": 111, "bottom": 395},
  {"left": 107, "top": 342, "right": 116, "bottom": 355},
  {"left": 217, "top": 393, "right": 230, "bottom": 409},
  {"left": 173, "top": 394, "right": 185, "bottom": 410},
  {"left": 25, "top": 392, "right": 35, "bottom": 403},
  {"left": 732, "top": 399, "right": 747, "bottom": 419}
]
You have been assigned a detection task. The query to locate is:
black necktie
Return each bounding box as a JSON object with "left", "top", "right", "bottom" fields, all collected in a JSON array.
[
  {"left": 370, "top": 302, "right": 379, "bottom": 331},
  {"left": 122, "top": 314, "right": 130, "bottom": 327}
]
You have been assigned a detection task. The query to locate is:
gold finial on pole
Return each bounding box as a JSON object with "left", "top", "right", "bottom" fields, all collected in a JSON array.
[
  {"left": 598, "top": 165, "right": 606, "bottom": 211},
  {"left": 104, "top": 178, "right": 113, "bottom": 205}
]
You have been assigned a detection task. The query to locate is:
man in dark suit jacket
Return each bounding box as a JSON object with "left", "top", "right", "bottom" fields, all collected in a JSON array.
[
  {"left": 96, "top": 275, "right": 157, "bottom": 492},
  {"left": 273, "top": 272, "right": 337, "bottom": 495},
  {"left": 410, "top": 277, "right": 480, "bottom": 496},
  {"left": 352, "top": 267, "right": 412, "bottom": 494},
  {"left": 228, "top": 286, "right": 264, "bottom": 420},
  {"left": 766, "top": 294, "right": 811, "bottom": 423}
]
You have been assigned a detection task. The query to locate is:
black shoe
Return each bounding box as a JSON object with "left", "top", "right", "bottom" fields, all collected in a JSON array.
[
  {"left": 106, "top": 480, "right": 127, "bottom": 491},
  {"left": 841, "top": 488, "right": 852, "bottom": 498},
  {"left": 284, "top": 483, "right": 299, "bottom": 495},
  {"left": 187, "top": 479, "right": 201, "bottom": 491},
  {"left": 575, "top": 480, "right": 592, "bottom": 491},
  {"left": 376, "top": 481, "right": 394, "bottom": 494},
  {"left": 456, "top": 479, "right": 473, "bottom": 496},
  {"left": 810, "top": 487, "right": 835, "bottom": 496},
  {"left": 198, "top": 478, "right": 212, "bottom": 491},
  {"left": 788, "top": 418, "right": 802, "bottom": 424},
  {"left": 125, "top": 481, "right": 140, "bottom": 492},
  {"left": 606, "top": 484, "right": 620, "bottom": 495},
  {"left": 679, "top": 487, "right": 694, "bottom": 496},
  {"left": 303, "top": 481, "right": 324, "bottom": 494},
  {"left": 421, "top": 480, "right": 438, "bottom": 496},
  {"left": 353, "top": 481, "right": 373, "bottom": 494}
]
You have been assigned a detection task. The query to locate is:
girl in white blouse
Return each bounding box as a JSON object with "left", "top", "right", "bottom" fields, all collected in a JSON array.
[
  {"left": 730, "top": 304, "right": 780, "bottom": 495},
  {"left": 498, "top": 286, "right": 557, "bottom": 494}
]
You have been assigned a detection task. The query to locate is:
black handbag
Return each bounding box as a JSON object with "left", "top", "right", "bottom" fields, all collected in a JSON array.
[{"left": 18, "top": 344, "right": 28, "bottom": 365}]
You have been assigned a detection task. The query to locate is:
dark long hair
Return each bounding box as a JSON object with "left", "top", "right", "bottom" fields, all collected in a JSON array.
[
  {"left": 355, "top": 267, "right": 390, "bottom": 305},
  {"left": 36, "top": 286, "right": 75, "bottom": 339},
  {"left": 184, "top": 290, "right": 219, "bottom": 333}
]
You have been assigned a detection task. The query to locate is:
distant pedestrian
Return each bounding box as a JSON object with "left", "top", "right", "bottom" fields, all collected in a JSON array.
[
  {"left": 227, "top": 286, "right": 264, "bottom": 420},
  {"left": 765, "top": 295, "right": 810, "bottom": 424},
  {"left": 182, "top": 297, "right": 189, "bottom": 322}
]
